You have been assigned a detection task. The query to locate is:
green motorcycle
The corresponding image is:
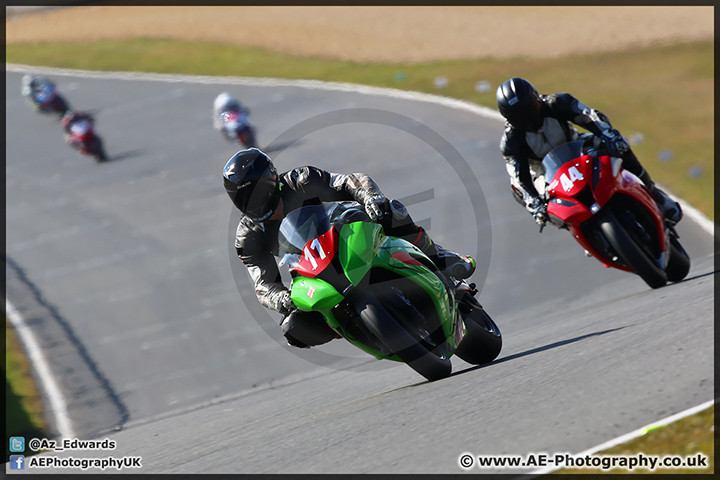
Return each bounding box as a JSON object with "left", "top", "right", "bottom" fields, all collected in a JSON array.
[{"left": 278, "top": 202, "right": 502, "bottom": 381}]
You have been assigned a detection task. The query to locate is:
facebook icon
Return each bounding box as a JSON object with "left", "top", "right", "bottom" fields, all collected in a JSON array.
[{"left": 9, "top": 455, "right": 25, "bottom": 470}]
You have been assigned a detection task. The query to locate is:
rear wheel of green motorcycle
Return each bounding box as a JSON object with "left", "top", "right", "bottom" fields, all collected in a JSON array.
[
  {"left": 358, "top": 297, "right": 452, "bottom": 382},
  {"left": 454, "top": 307, "right": 502, "bottom": 365}
]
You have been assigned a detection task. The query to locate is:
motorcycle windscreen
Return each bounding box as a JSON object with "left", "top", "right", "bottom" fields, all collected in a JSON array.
[
  {"left": 278, "top": 205, "right": 334, "bottom": 257},
  {"left": 70, "top": 120, "right": 91, "bottom": 135},
  {"left": 541, "top": 140, "right": 585, "bottom": 186}
]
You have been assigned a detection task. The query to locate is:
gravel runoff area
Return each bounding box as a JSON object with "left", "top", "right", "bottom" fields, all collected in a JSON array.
[{"left": 6, "top": 6, "right": 714, "bottom": 63}]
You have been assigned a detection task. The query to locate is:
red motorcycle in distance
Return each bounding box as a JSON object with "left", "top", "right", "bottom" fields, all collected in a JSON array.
[
  {"left": 539, "top": 140, "right": 690, "bottom": 289},
  {"left": 62, "top": 111, "right": 108, "bottom": 163},
  {"left": 219, "top": 109, "right": 257, "bottom": 148}
]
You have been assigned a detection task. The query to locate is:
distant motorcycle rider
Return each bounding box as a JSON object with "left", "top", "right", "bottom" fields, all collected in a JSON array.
[
  {"left": 224, "top": 148, "right": 476, "bottom": 348},
  {"left": 496, "top": 77, "right": 682, "bottom": 227},
  {"left": 61, "top": 110, "right": 95, "bottom": 149},
  {"left": 21, "top": 73, "right": 68, "bottom": 115},
  {"left": 213, "top": 92, "right": 251, "bottom": 142}
]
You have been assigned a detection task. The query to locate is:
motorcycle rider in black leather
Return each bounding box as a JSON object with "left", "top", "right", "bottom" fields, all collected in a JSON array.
[
  {"left": 496, "top": 77, "right": 682, "bottom": 227},
  {"left": 223, "top": 148, "right": 476, "bottom": 348}
]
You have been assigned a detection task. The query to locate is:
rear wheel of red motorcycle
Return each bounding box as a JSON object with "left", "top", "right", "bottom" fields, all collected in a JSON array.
[
  {"left": 239, "top": 127, "right": 257, "bottom": 148},
  {"left": 666, "top": 234, "right": 690, "bottom": 282},
  {"left": 51, "top": 95, "right": 70, "bottom": 117},
  {"left": 90, "top": 136, "right": 108, "bottom": 162},
  {"left": 454, "top": 307, "right": 502, "bottom": 366},
  {"left": 598, "top": 212, "right": 667, "bottom": 288},
  {"left": 358, "top": 296, "right": 452, "bottom": 382}
]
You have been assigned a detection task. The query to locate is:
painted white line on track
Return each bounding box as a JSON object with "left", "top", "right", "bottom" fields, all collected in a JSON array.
[
  {"left": 527, "top": 398, "right": 715, "bottom": 476},
  {"left": 6, "top": 299, "right": 75, "bottom": 439},
  {"left": 8, "top": 63, "right": 713, "bottom": 237}
]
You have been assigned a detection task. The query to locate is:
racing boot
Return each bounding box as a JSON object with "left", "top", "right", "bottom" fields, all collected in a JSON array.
[
  {"left": 429, "top": 244, "right": 476, "bottom": 280},
  {"left": 412, "top": 226, "right": 476, "bottom": 279},
  {"left": 281, "top": 310, "right": 338, "bottom": 349},
  {"left": 639, "top": 170, "right": 683, "bottom": 224},
  {"left": 650, "top": 186, "right": 683, "bottom": 224}
]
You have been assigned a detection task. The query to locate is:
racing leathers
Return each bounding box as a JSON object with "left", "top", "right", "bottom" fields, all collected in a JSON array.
[{"left": 500, "top": 92, "right": 681, "bottom": 224}]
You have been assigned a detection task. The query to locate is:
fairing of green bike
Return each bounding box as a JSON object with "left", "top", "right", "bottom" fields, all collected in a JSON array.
[{"left": 289, "top": 217, "right": 460, "bottom": 361}]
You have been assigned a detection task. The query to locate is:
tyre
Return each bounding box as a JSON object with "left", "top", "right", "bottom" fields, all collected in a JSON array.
[
  {"left": 358, "top": 294, "right": 451, "bottom": 381},
  {"left": 598, "top": 210, "right": 667, "bottom": 288},
  {"left": 454, "top": 307, "right": 502, "bottom": 365},
  {"left": 90, "top": 135, "right": 107, "bottom": 162},
  {"left": 666, "top": 234, "right": 690, "bottom": 282},
  {"left": 52, "top": 95, "right": 70, "bottom": 117},
  {"left": 240, "top": 126, "right": 257, "bottom": 148}
]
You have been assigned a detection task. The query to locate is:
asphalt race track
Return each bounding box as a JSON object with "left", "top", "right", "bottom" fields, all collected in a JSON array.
[{"left": 5, "top": 66, "right": 714, "bottom": 474}]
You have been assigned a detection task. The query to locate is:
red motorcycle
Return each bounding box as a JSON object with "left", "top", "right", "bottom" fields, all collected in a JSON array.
[
  {"left": 539, "top": 140, "right": 689, "bottom": 288},
  {"left": 62, "top": 112, "right": 108, "bottom": 162},
  {"left": 220, "top": 109, "right": 257, "bottom": 148}
]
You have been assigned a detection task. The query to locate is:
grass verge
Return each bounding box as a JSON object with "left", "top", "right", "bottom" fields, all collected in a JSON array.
[
  {"left": 6, "top": 38, "right": 713, "bottom": 220},
  {"left": 556, "top": 405, "right": 714, "bottom": 475},
  {"left": 5, "top": 321, "right": 47, "bottom": 463}
]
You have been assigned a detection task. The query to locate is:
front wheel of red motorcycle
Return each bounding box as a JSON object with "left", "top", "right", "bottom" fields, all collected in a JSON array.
[
  {"left": 598, "top": 211, "right": 667, "bottom": 289},
  {"left": 358, "top": 295, "right": 452, "bottom": 382}
]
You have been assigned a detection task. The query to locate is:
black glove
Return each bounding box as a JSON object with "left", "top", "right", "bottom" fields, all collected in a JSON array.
[
  {"left": 601, "top": 129, "right": 630, "bottom": 157},
  {"left": 365, "top": 194, "right": 389, "bottom": 221}
]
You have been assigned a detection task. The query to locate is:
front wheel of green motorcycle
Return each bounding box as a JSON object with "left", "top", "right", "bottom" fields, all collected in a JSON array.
[
  {"left": 358, "top": 296, "right": 452, "bottom": 382},
  {"left": 453, "top": 307, "right": 502, "bottom": 365}
]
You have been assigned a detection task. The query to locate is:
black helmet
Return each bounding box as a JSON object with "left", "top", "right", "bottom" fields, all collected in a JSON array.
[
  {"left": 496, "top": 77, "right": 543, "bottom": 131},
  {"left": 223, "top": 148, "right": 280, "bottom": 221}
]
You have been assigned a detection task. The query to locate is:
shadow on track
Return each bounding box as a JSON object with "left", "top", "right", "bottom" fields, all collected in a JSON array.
[
  {"left": 260, "top": 138, "right": 306, "bottom": 155},
  {"left": 453, "top": 326, "right": 630, "bottom": 377},
  {"left": 5, "top": 256, "right": 130, "bottom": 436},
  {"left": 98, "top": 149, "right": 144, "bottom": 164},
  {"left": 384, "top": 327, "right": 630, "bottom": 391}
]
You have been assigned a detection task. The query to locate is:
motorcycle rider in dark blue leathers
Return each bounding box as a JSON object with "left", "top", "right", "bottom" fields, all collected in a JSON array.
[
  {"left": 21, "top": 73, "right": 69, "bottom": 115},
  {"left": 496, "top": 77, "right": 682, "bottom": 227},
  {"left": 223, "top": 148, "right": 476, "bottom": 348}
]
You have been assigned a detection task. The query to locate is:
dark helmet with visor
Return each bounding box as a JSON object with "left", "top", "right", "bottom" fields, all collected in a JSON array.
[
  {"left": 223, "top": 148, "right": 280, "bottom": 221},
  {"left": 496, "top": 77, "right": 543, "bottom": 131}
]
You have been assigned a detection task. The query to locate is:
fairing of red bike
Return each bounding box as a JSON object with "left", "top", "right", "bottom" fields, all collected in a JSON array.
[
  {"left": 546, "top": 157, "right": 595, "bottom": 226},
  {"left": 547, "top": 153, "right": 666, "bottom": 271}
]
